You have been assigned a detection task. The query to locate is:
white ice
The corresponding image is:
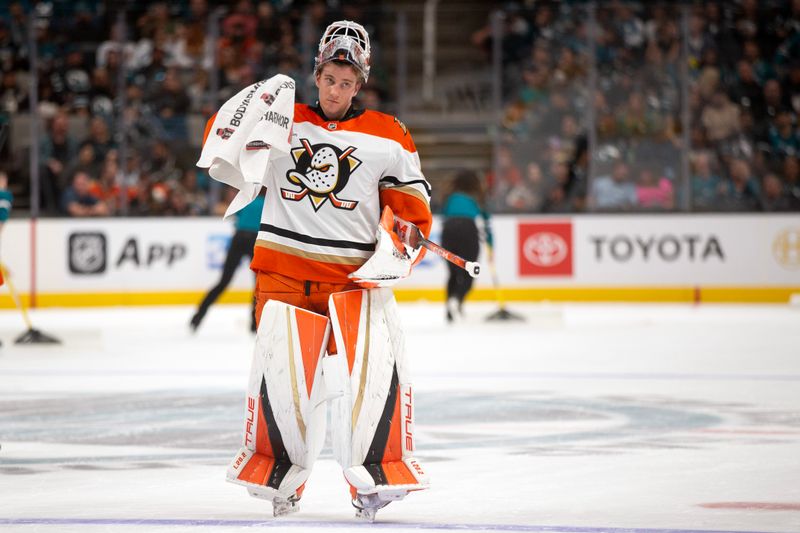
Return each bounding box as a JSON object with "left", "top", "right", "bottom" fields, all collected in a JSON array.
[{"left": 1, "top": 301, "right": 799, "bottom": 533}]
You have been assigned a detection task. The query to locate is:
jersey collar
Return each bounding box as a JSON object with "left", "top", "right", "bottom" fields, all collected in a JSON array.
[{"left": 311, "top": 101, "right": 365, "bottom": 122}]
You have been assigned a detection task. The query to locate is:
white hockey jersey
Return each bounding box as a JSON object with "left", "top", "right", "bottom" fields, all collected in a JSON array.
[{"left": 245, "top": 103, "right": 432, "bottom": 283}]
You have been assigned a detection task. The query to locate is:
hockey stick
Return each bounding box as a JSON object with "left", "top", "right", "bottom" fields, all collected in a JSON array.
[
  {"left": 484, "top": 245, "right": 525, "bottom": 321},
  {"left": 392, "top": 215, "right": 481, "bottom": 278}
]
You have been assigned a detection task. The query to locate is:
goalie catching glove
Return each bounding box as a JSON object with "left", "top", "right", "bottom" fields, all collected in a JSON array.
[{"left": 348, "top": 206, "right": 415, "bottom": 288}]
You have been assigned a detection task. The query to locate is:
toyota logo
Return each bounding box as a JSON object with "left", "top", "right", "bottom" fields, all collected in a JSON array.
[{"left": 523, "top": 231, "right": 568, "bottom": 267}]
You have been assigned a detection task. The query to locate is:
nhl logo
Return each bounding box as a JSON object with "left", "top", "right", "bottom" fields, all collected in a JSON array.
[
  {"left": 327, "top": 122, "right": 337, "bottom": 130},
  {"left": 68, "top": 232, "right": 107, "bottom": 275},
  {"left": 216, "top": 127, "right": 235, "bottom": 139}
]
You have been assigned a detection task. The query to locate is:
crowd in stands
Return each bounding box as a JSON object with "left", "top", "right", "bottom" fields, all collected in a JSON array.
[
  {"left": 3, "top": 0, "right": 799, "bottom": 217},
  {"left": 479, "top": 0, "right": 800, "bottom": 213},
  {"left": 0, "top": 0, "right": 380, "bottom": 216}
]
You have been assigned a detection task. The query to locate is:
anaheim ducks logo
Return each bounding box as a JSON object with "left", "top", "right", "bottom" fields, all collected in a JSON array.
[{"left": 281, "top": 139, "right": 361, "bottom": 211}]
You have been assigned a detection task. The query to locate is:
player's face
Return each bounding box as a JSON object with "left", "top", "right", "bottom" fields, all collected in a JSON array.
[{"left": 315, "top": 63, "right": 361, "bottom": 120}]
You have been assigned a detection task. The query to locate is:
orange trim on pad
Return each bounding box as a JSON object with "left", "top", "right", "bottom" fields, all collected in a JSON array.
[
  {"left": 331, "top": 290, "right": 364, "bottom": 375},
  {"left": 293, "top": 308, "right": 328, "bottom": 397},
  {"left": 237, "top": 453, "right": 275, "bottom": 485},
  {"left": 381, "top": 460, "right": 418, "bottom": 486}
]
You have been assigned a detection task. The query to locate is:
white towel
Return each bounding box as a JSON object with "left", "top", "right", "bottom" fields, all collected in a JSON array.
[{"left": 196, "top": 74, "right": 296, "bottom": 218}]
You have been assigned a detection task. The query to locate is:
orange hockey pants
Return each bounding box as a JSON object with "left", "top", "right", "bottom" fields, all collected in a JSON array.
[{"left": 254, "top": 270, "right": 361, "bottom": 353}]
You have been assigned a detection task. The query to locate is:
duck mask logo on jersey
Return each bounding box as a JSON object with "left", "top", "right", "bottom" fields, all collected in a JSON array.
[{"left": 281, "top": 138, "right": 362, "bottom": 211}]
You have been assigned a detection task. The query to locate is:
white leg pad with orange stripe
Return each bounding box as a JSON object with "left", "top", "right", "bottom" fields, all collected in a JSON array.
[
  {"left": 327, "top": 288, "right": 430, "bottom": 500},
  {"left": 226, "top": 300, "right": 330, "bottom": 501}
]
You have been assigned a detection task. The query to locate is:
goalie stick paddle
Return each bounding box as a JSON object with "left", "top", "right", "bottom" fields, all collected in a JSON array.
[{"left": 393, "top": 216, "right": 481, "bottom": 278}]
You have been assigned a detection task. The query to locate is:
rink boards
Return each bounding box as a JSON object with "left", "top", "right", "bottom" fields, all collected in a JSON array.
[{"left": 1, "top": 214, "right": 799, "bottom": 306}]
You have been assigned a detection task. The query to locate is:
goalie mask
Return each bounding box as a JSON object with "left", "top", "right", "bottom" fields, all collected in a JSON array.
[{"left": 314, "top": 20, "right": 371, "bottom": 83}]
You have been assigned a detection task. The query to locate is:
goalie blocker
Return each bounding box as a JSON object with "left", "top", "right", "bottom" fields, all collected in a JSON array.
[{"left": 226, "top": 290, "right": 429, "bottom": 517}]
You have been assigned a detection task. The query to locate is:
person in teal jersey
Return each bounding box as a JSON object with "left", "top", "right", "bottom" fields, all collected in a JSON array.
[
  {"left": 0, "top": 170, "right": 11, "bottom": 347},
  {"left": 190, "top": 190, "right": 265, "bottom": 333},
  {"left": 0, "top": 171, "right": 11, "bottom": 225},
  {"left": 440, "top": 170, "right": 492, "bottom": 322}
]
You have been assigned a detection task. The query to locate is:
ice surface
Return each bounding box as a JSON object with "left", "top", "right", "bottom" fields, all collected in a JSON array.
[{"left": 1, "top": 301, "right": 799, "bottom": 533}]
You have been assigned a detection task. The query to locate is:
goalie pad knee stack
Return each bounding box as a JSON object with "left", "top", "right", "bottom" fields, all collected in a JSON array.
[
  {"left": 227, "top": 300, "right": 330, "bottom": 502},
  {"left": 327, "top": 288, "right": 430, "bottom": 501}
]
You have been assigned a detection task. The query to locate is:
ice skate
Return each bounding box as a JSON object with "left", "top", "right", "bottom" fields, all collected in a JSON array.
[
  {"left": 243, "top": 485, "right": 301, "bottom": 518},
  {"left": 446, "top": 297, "right": 459, "bottom": 323},
  {"left": 271, "top": 495, "right": 300, "bottom": 517},
  {"left": 352, "top": 493, "right": 390, "bottom": 522}
]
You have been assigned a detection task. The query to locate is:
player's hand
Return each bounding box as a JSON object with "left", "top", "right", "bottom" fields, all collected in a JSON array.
[{"left": 348, "top": 207, "right": 411, "bottom": 288}]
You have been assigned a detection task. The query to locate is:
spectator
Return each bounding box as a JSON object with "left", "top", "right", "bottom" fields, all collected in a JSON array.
[
  {"left": 96, "top": 21, "right": 139, "bottom": 70},
  {"left": 168, "top": 22, "right": 213, "bottom": 70},
  {"left": 151, "top": 68, "right": 190, "bottom": 140},
  {"left": 487, "top": 146, "right": 525, "bottom": 212},
  {"left": 718, "top": 158, "right": 761, "bottom": 211},
  {"left": 521, "top": 161, "right": 549, "bottom": 212},
  {"left": 40, "top": 112, "right": 78, "bottom": 213},
  {"left": 64, "top": 143, "right": 101, "bottom": 188},
  {"left": 686, "top": 10, "right": 713, "bottom": 70},
  {"left": 761, "top": 172, "right": 800, "bottom": 211},
  {"left": 767, "top": 110, "right": 800, "bottom": 158},
  {"left": 783, "top": 155, "right": 800, "bottom": 203},
  {"left": 51, "top": 49, "right": 92, "bottom": 112},
  {"left": 89, "top": 155, "right": 123, "bottom": 214},
  {"left": 0, "top": 69, "right": 26, "bottom": 113},
  {"left": 702, "top": 89, "right": 741, "bottom": 143},
  {"left": 497, "top": 167, "right": 537, "bottom": 213},
  {"left": 589, "top": 160, "right": 637, "bottom": 211},
  {"left": 187, "top": 68, "right": 211, "bottom": 114},
  {"left": 255, "top": 1, "right": 281, "bottom": 53},
  {"left": 754, "top": 79, "right": 790, "bottom": 131},
  {"left": 635, "top": 166, "right": 674, "bottom": 209},
  {"left": 616, "top": 90, "right": 663, "bottom": 138},
  {"left": 143, "top": 139, "right": 180, "bottom": 183},
  {"left": 85, "top": 116, "right": 115, "bottom": 165},
  {"left": 179, "top": 168, "right": 209, "bottom": 216},
  {"left": 785, "top": 62, "right": 800, "bottom": 115},
  {"left": 89, "top": 67, "right": 115, "bottom": 118},
  {"left": 543, "top": 159, "right": 576, "bottom": 213},
  {"left": 729, "top": 60, "right": 764, "bottom": 111},
  {"left": 186, "top": 0, "right": 209, "bottom": 25},
  {"left": 66, "top": 1, "right": 104, "bottom": 44},
  {"left": 61, "top": 170, "right": 110, "bottom": 217},
  {"left": 163, "top": 184, "right": 192, "bottom": 216},
  {"left": 741, "top": 39, "right": 775, "bottom": 83},
  {"left": 690, "top": 151, "right": 723, "bottom": 209},
  {"left": 134, "top": 46, "right": 169, "bottom": 98}
]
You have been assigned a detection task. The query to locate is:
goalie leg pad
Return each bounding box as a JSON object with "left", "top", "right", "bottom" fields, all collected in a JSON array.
[
  {"left": 227, "top": 300, "right": 331, "bottom": 500},
  {"left": 327, "top": 288, "right": 430, "bottom": 500}
]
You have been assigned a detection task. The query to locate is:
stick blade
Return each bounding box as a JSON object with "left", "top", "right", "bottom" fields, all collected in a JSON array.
[
  {"left": 485, "top": 307, "right": 526, "bottom": 322},
  {"left": 15, "top": 328, "right": 62, "bottom": 344}
]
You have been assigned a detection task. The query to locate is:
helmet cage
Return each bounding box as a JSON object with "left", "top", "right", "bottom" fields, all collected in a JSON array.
[{"left": 314, "top": 20, "right": 371, "bottom": 83}]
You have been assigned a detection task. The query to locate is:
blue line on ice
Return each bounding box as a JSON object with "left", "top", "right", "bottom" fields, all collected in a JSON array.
[{"left": 0, "top": 518, "right": 777, "bottom": 533}]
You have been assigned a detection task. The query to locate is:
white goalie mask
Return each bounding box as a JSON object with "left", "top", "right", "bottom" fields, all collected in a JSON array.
[{"left": 314, "top": 20, "right": 371, "bottom": 83}]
